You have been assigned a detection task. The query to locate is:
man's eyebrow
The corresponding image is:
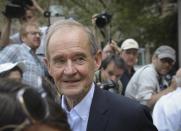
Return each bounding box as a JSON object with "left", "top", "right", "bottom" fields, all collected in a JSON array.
[
  {"left": 52, "top": 54, "right": 65, "bottom": 60},
  {"left": 73, "top": 52, "right": 87, "bottom": 57}
]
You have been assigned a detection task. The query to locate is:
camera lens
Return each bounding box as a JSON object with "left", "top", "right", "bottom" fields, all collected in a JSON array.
[
  {"left": 96, "top": 15, "right": 108, "bottom": 28},
  {"left": 95, "top": 12, "right": 112, "bottom": 28}
]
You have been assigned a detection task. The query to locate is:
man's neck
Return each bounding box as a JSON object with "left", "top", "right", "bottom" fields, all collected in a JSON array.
[
  {"left": 127, "top": 66, "right": 133, "bottom": 74},
  {"left": 64, "top": 87, "right": 91, "bottom": 111},
  {"left": 24, "top": 43, "right": 36, "bottom": 53},
  {"left": 65, "top": 97, "right": 80, "bottom": 111}
]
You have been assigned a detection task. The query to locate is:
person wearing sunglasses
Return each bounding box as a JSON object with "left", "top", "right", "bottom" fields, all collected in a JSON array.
[
  {"left": 125, "top": 45, "right": 177, "bottom": 111},
  {"left": 0, "top": 78, "right": 70, "bottom": 131}
]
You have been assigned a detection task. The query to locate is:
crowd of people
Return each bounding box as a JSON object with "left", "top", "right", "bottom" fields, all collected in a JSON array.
[{"left": 0, "top": 1, "right": 180, "bottom": 131}]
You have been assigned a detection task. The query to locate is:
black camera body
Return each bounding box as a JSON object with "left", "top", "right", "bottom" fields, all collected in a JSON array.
[
  {"left": 3, "top": 0, "right": 33, "bottom": 18},
  {"left": 95, "top": 12, "right": 112, "bottom": 28},
  {"left": 100, "top": 80, "right": 118, "bottom": 93}
]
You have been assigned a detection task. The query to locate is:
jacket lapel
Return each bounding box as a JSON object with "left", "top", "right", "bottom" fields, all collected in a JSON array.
[{"left": 87, "top": 85, "right": 110, "bottom": 131}]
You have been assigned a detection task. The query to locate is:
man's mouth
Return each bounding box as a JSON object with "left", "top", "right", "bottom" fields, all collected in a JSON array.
[{"left": 63, "top": 79, "right": 80, "bottom": 83}]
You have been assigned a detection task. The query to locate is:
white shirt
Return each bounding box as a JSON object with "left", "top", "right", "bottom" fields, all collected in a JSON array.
[
  {"left": 125, "top": 64, "right": 160, "bottom": 106},
  {"left": 152, "top": 87, "right": 181, "bottom": 131},
  {"left": 61, "top": 83, "right": 95, "bottom": 131}
]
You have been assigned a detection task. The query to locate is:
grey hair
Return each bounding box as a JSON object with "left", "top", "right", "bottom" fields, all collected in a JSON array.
[{"left": 45, "top": 19, "right": 99, "bottom": 58}]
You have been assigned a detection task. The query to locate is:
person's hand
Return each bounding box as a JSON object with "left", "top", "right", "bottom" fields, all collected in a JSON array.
[
  {"left": 2, "top": 12, "right": 12, "bottom": 23},
  {"left": 92, "top": 14, "right": 98, "bottom": 25},
  {"left": 30, "top": 0, "right": 44, "bottom": 14},
  {"left": 108, "top": 40, "right": 121, "bottom": 55},
  {"left": 176, "top": 68, "right": 181, "bottom": 77},
  {"left": 168, "top": 76, "right": 177, "bottom": 91},
  {"left": 174, "top": 68, "right": 181, "bottom": 87}
]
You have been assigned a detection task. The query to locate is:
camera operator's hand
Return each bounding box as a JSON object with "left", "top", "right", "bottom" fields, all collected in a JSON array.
[
  {"left": 2, "top": 11, "right": 12, "bottom": 22},
  {"left": 108, "top": 40, "right": 121, "bottom": 55},
  {"left": 4, "top": 15, "right": 12, "bottom": 23},
  {"left": 0, "top": 14, "right": 12, "bottom": 48},
  {"left": 169, "top": 77, "right": 177, "bottom": 90},
  {"left": 170, "top": 68, "right": 181, "bottom": 89},
  {"left": 31, "top": 0, "right": 44, "bottom": 14},
  {"left": 174, "top": 68, "right": 181, "bottom": 87},
  {"left": 92, "top": 14, "right": 98, "bottom": 25}
]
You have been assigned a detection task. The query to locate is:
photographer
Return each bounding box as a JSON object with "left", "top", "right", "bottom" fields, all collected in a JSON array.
[
  {"left": 94, "top": 54, "right": 126, "bottom": 94},
  {"left": 0, "top": 0, "right": 49, "bottom": 79},
  {"left": 91, "top": 12, "right": 112, "bottom": 47},
  {"left": 0, "top": 0, "right": 44, "bottom": 47}
]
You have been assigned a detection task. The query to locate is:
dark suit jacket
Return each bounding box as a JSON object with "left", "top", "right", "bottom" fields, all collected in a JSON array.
[{"left": 87, "top": 85, "right": 158, "bottom": 131}]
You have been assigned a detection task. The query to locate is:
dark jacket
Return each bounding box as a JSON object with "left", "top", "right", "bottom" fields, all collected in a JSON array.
[
  {"left": 120, "top": 68, "right": 135, "bottom": 95},
  {"left": 87, "top": 85, "right": 158, "bottom": 131}
]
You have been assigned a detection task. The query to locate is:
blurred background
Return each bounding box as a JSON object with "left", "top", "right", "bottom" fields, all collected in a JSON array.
[{"left": 0, "top": 0, "right": 178, "bottom": 67}]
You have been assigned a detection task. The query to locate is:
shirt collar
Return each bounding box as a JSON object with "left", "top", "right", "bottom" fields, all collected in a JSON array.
[
  {"left": 21, "top": 43, "right": 31, "bottom": 51},
  {"left": 61, "top": 83, "right": 95, "bottom": 120},
  {"left": 151, "top": 63, "right": 160, "bottom": 78}
]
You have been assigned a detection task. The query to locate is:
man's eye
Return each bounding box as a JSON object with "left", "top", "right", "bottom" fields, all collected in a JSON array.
[
  {"left": 54, "top": 59, "right": 66, "bottom": 65},
  {"left": 74, "top": 57, "right": 85, "bottom": 64}
]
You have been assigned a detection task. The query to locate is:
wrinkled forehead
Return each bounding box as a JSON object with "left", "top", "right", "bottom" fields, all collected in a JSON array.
[
  {"left": 53, "top": 25, "right": 85, "bottom": 35},
  {"left": 45, "top": 20, "right": 98, "bottom": 58},
  {"left": 46, "top": 26, "right": 91, "bottom": 56},
  {"left": 48, "top": 26, "right": 89, "bottom": 45}
]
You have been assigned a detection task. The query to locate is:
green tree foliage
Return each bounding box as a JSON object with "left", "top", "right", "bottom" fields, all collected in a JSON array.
[
  {"left": 0, "top": 0, "right": 177, "bottom": 49},
  {"left": 62, "top": 0, "right": 177, "bottom": 48}
]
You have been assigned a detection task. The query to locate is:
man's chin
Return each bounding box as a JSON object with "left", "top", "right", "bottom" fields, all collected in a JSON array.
[
  {"left": 62, "top": 88, "right": 82, "bottom": 98},
  {"left": 160, "top": 70, "right": 169, "bottom": 76},
  {"left": 127, "top": 63, "right": 135, "bottom": 67}
]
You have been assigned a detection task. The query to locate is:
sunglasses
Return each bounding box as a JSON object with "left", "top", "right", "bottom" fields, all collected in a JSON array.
[
  {"left": 160, "top": 58, "right": 174, "bottom": 65},
  {"left": 0, "top": 88, "right": 49, "bottom": 131}
]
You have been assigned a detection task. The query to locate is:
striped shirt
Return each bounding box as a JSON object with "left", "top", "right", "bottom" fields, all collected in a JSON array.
[{"left": 0, "top": 43, "right": 44, "bottom": 89}]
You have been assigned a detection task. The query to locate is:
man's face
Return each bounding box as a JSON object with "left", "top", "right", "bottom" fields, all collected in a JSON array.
[
  {"left": 102, "top": 61, "right": 124, "bottom": 82},
  {"left": 8, "top": 70, "right": 22, "bottom": 82},
  {"left": 121, "top": 49, "right": 138, "bottom": 68},
  {"left": 154, "top": 57, "right": 174, "bottom": 76},
  {"left": 46, "top": 27, "right": 101, "bottom": 99},
  {"left": 22, "top": 25, "right": 41, "bottom": 50}
]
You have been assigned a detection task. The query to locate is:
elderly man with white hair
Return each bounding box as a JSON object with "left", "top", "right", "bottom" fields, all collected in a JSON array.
[{"left": 152, "top": 68, "right": 181, "bottom": 131}]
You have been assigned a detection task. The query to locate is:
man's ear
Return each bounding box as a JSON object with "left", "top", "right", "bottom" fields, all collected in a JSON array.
[
  {"left": 152, "top": 54, "right": 157, "bottom": 63},
  {"left": 21, "top": 35, "right": 26, "bottom": 43},
  {"left": 44, "top": 57, "right": 52, "bottom": 76},
  {"left": 94, "top": 50, "right": 102, "bottom": 71}
]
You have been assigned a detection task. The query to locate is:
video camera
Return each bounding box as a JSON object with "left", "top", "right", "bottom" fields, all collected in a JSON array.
[
  {"left": 3, "top": 0, "right": 33, "bottom": 18},
  {"left": 100, "top": 80, "right": 118, "bottom": 93},
  {"left": 95, "top": 12, "right": 112, "bottom": 28}
]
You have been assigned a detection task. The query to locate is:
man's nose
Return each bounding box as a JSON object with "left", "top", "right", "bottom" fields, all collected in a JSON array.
[
  {"left": 63, "top": 60, "right": 77, "bottom": 75},
  {"left": 36, "top": 33, "right": 41, "bottom": 37}
]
